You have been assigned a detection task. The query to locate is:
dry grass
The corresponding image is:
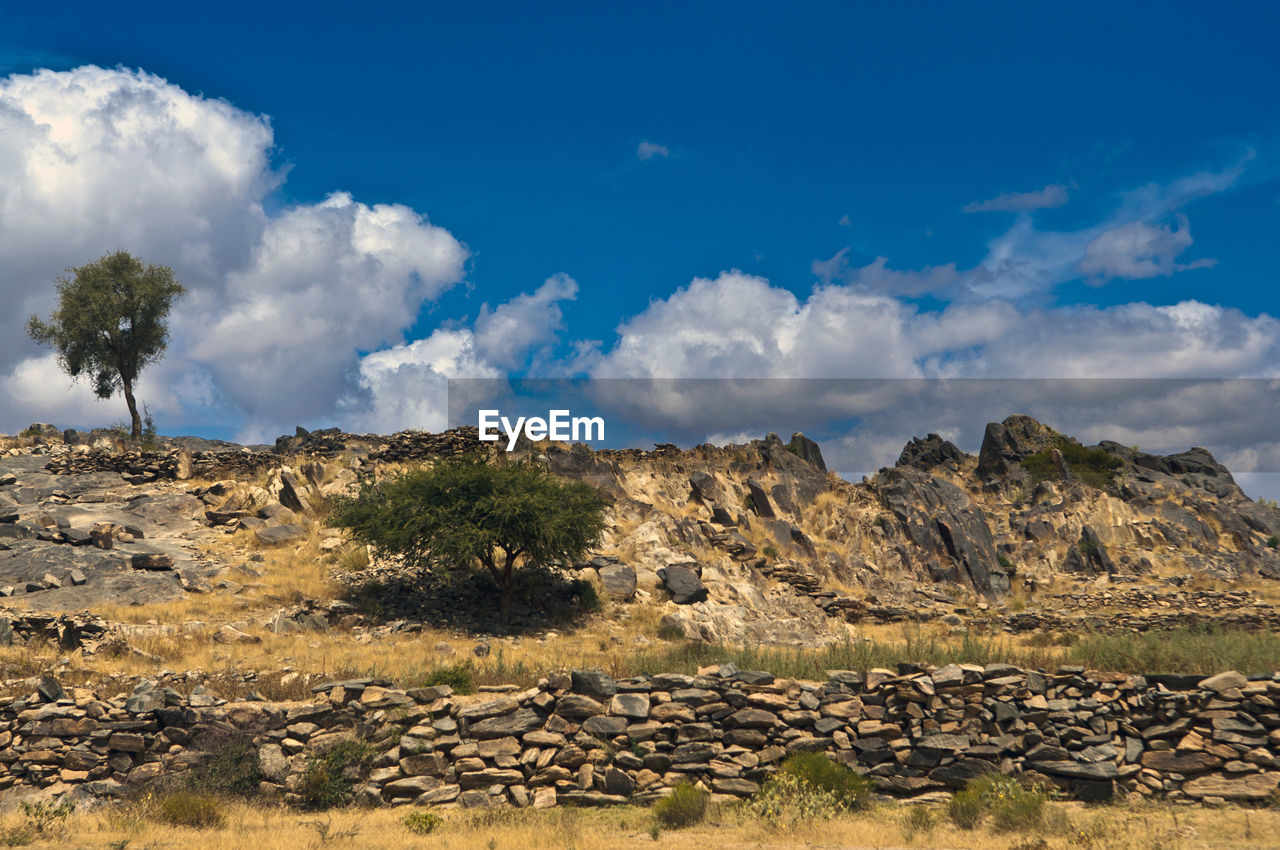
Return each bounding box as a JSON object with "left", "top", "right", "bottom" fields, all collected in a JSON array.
[{"left": 0, "top": 797, "right": 1277, "bottom": 850}]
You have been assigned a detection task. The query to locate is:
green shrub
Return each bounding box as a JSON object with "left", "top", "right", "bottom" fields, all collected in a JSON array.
[
  {"left": 750, "top": 772, "right": 843, "bottom": 824},
  {"left": 330, "top": 452, "right": 610, "bottom": 622},
  {"left": 776, "top": 752, "right": 874, "bottom": 810},
  {"left": 188, "top": 730, "right": 264, "bottom": 797},
  {"left": 762, "top": 545, "right": 779, "bottom": 559},
  {"left": 1020, "top": 441, "right": 1123, "bottom": 491},
  {"left": 947, "top": 775, "right": 1050, "bottom": 833},
  {"left": 403, "top": 811, "right": 443, "bottom": 834},
  {"left": 652, "top": 782, "right": 709, "bottom": 828},
  {"left": 296, "top": 739, "right": 376, "bottom": 810},
  {"left": 417, "top": 660, "right": 475, "bottom": 694},
  {"left": 748, "top": 754, "right": 874, "bottom": 826},
  {"left": 156, "top": 792, "right": 224, "bottom": 829},
  {"left": 947, "top": 784, "right": 986, "bottom": 830},
  {"left": 1267, "top": 535, "right": 1279, "bottom": 549}
]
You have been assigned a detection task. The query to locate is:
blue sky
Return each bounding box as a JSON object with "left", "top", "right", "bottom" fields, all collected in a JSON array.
[{"left": 1, "top": 2, "right": 1279, "bottom": 482}]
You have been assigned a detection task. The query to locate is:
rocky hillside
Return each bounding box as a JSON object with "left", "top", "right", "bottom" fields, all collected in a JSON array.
[
  {"left": 3, "top": 415, "right": 1280, "bottom": 649},
  {"left": 517, "top": 415, "right": 1280, "bottom": 645}
]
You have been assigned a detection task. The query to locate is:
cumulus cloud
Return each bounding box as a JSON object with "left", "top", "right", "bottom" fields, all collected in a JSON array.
[
  {"left": 0, "top": 65, "right": 467, "bottom": 438},
  {"left": 474, "top": 274, "right": 578, "bottom": 369},
  {"left": 636, "top": 140, "right": 669, "bottom": 161},
  {"left": 1078, "top": 213, "right": 1215, "bottom": 281},
  {"left": 963, "top": 183, "right": 1071, "bottom": 213},
  {"left": 337, "top": 275, "right": 580, "bottom": 435},
  {"left": 188, "top": 192, "right": 466, "bottom": 423},
  {"left": 574, "top": 270, "right": 1280, "bottom": 479}
]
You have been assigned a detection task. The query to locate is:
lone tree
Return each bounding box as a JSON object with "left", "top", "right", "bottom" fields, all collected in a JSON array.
[
  {"left": 331, "top": 453, "right": 610, "bottom": 621},
  {"left": 27, "top": 251, "right": 186, "bottom": 440}
]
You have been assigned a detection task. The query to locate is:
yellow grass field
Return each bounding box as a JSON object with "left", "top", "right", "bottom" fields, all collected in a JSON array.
[{"left": 1, "top": 798, "right": 1276, "bottom": 850}]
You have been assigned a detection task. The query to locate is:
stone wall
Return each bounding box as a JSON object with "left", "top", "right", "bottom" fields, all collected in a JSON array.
[
  {"left": 5, "top": 663, "right": 1280, "bottom": 810},
  {"left": 41, "top": 427, "right": 484, "bottom": 483}
]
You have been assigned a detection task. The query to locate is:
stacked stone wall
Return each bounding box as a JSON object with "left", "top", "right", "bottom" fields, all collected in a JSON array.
[{"left": 4, "top": 664, "right": 1278, "bottom": 809}]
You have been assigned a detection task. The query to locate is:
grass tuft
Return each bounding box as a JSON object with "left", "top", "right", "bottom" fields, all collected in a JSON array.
[{"left": 652, "top": 782, "right": 709, "bottom": 829}]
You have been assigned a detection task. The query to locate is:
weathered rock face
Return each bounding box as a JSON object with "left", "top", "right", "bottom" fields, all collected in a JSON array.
[
  {"left": 897, "top": 434, "right": 966, "bottom": 472},
  {"left": 976, "top": 415, "right": 1067, "bottom": 480},
  {"left": 0, "top": 664, "right": 1275, "bottom": 811},
  {"left": 874, "top": 467, "right": 1009, "bottom": 597},
  {"left": 786, "top": 433, "right": 826, "bottom": 472}
]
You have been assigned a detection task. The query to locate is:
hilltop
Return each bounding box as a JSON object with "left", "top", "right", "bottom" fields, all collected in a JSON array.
[{"left": 1, "top": 414, "right": 1277, "bottom": 666}]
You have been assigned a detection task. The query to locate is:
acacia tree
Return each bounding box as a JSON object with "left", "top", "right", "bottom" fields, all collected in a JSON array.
[
  {"left": 331, "top": 453, "right": 610, "bottom": 621},
  {"left": 27, "top": 251, "right": 186, "bottom": 440}
]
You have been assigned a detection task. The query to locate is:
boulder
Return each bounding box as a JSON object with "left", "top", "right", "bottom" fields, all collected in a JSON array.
[
  {"left": 255, "top": 524, "right": 306, "bottom": 546},
  {"left": 658, "top": 565, "right": 707, "bottom": 604},
  {"left": 597, "top": 565, "right": 636, "bottom": 601},
  {"left": 571, "top": 669, "right": 618, "bottom": 698},
  {"left": 1182, "top": 773, "right": 1280, "bottom": 801},
  {"left": 787, "top": 433, "right": 826, "bottom": 471}
]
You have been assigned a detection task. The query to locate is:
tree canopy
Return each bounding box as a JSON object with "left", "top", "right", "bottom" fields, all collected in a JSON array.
[
  {"left": 331, "top": 453, "right": 611, "bottom": 620},
  {"left": 27, "top": 251, "right": 186, "bottom": 439}
]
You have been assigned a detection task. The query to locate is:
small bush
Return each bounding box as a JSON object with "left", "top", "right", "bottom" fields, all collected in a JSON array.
[
  {"left": 156, "top": 792, "right": 224, "bottom": 829},
  {"left": 1267, "top": 535, "right": 1279, "bottom": 549},
  {"left": 748, "top": 754, "right": 874, "bottom": 826},
  {"left": 296, "top": 739, "right": 376, "bottom": 810},
  {"left": 762, "top": 545, "right": 779, "bottom": 559},
  {"left": 336, "top": 545, "right": 371, "bottom": 571},
  {"left": 947, "top": 775, "right": 1050, "bottom": 833},
  {"left": 188, "top": 730, "right": 264, "bottom": 797},
  {"left": 417, "top": 660, "right": 475, "bottom": 694},
  {"left": 947, "top": 786, "right": 986, "bottom": 830},
  {"left": 652, "top": 782, "right": 709, "bottom": 829},
  {"left": 750, "top": 772, "right": 843, "bottom": 824},
  {"left": 0, "top": 799, "right": 72, "bottom": 845},
  {"left": 403, "top": 810, "right": 443, "bottom": 834},
  {"left": 901, "top": 804, "right": 936, "bottom": 840},
  {"left": 777, "top": 752, "right": 874, "bottom": 810}
]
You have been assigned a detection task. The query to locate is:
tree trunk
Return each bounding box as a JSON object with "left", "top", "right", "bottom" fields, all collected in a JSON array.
[
  {"left": 498, "top": 549, "right": 519, "bottom": 624},
  {"left": 499, "top": 579, "right": 513, "bottom": 624},
  {"left": 122, "top": 380, "right": 142, "bottom": 440}
]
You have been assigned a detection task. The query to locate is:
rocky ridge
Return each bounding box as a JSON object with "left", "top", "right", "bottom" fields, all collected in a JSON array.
[{"left": 5, "top": 415, "right": 1280, "bottom": 644}]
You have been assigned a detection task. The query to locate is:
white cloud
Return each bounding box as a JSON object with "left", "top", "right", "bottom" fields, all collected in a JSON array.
[
  {"left": 636, "top": 140, "right": 669, "bottom": 161},
  {"left": 819, "top": 160, "right": 1234, "bottom": 301},
  {"left": 188, "top": 191, "right": 466, "bottom": 423},
  {"left": 0, "top": 65, "right": 468, "bottom": 437},
  {"left": 812, "top": 250, "right": 961, "bottom": 296},
  {"left": 474, "top": 274, "right": 577, "bottom": 369},
  {"left": 577, "top": 270, "right": 1280, "bottom": 475},
  {"left": 337, "top": 275, "right": 579, "bottom": 435},
  {"left": 1078, "top": 213, "right": 1215, "bottom": 281},
  {"left": 963, "top": 183, "right": 1071, "bottom": 213}
]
